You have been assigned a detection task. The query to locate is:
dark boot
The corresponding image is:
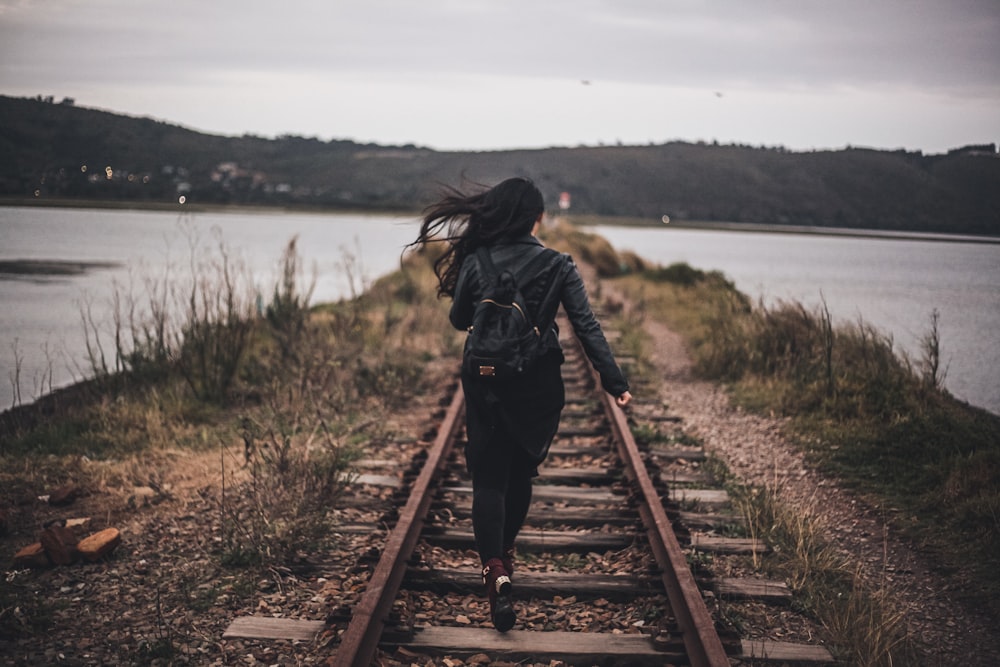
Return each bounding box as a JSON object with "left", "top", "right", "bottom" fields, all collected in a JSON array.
[
  {"left": 501, "top": 546, "right": 515, "bottom": 581},
  {"left": 482, "top": 558, "right": 515, "bottom": 632}
]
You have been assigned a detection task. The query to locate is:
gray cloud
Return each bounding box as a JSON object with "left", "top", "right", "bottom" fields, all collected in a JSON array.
[{"left": 2, "top": 0, "right": 997, "bottom": 150}]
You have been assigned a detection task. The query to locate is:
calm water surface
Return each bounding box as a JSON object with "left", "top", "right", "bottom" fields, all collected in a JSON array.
[
  {"left": 592, "top": 224, "right": 1000, "bottom": 415},
  {"left": 2, "top": 207, "right": 998, "bottom": 416},
  {"left": 0, "top": 207, "right": 418, "bottom": 410}
]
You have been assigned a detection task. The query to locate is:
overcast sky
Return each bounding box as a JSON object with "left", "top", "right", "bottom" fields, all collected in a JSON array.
[{"left": 2, "top": 0, "right": 998, "bottom": 153}]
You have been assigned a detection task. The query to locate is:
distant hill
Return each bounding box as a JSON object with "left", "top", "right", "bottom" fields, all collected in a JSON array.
[{"left": 2, "top": 95, "right": 998, "bottom": 235}]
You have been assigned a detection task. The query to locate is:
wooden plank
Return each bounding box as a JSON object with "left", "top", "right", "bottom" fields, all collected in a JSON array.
[
  {"left": 675, "top": 510, "right": 742, "bottom": 530},
  {"left": 399, "top": 627, "right": 684, "bottom": 664},
  {"left": 447, "top": 485, "right": 620, "bottom": 503},
  {"left": 404, "top": 567, "right": 661, "bottom": 599},
  {"left": 351, "top": 473, "right": 401, "bottom": 488},
  {"left": 670, "top": 488, "right": 731, "bottom": 507},
  {"left": 422, "top": 527, "right": 634, "bottom": 553},
  {"left": 660, "top": 470, "right": 712, "bottom": 484},
  {"left": 556, "top": 427, "right": 609, "bottom": 437},
  {"left": 354, "top": 458, "right": 401, "bottom": 469},
  {"left": 537, "top": 467, "right": 616, "bottom": 484},
  {"left": 740, "top": 639, "right": 835, "bottom": 662},
  {"left": 547, "top": 444, "right": 610, "bottom": 457},
  {"left": 715, "top": 578, "right": 792, "bottom": 601},
  {"left": 437, "top": 503, "right": 638, "bottom": 527},
  {"left": 650, "top": 446, "right": 707, "bottom": 462},
  {"left": 222, "top": 616, "right": 325, "bottom": 641},
  {"left": 691, "top": 534, "right": 767, "bottom": 555}
]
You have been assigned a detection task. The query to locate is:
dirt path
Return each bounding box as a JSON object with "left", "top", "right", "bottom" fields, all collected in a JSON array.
[{"left": 637, "top": 312, "right": 1000, "bottom": 665}]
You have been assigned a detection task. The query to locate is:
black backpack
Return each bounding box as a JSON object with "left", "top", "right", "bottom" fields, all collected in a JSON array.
[{"left": 463, "top": 247, "right": 563, "bottom": 379}]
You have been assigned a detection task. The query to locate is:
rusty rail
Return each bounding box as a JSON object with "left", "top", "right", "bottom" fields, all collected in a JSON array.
[
  {"left": 336, "top": 335, "right": 728, "bottom": 665},
  {"left": 586, "top": 349, "right": 730, "bottom": 667},
  {"left": 333, "top": 386, "right": 465, "bottom": 667}
]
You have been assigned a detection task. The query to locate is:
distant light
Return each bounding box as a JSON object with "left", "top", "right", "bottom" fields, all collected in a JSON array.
[
  {"left": 34, "top": 190, "right": 41, "bottom": 197},
  {"left": 661, "top": 215, "right": 670, "bottom": 224},
  {"left": 178, "top": 195, "right": 187, "bottom": 205},
  {"left": 80, "top": 165, "right": 87, "bottom": 173},
  {"left": 105, "top": 166, "right": 113, "bottom": 180}
]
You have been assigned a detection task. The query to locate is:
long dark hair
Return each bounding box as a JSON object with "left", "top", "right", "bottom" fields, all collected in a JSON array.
[{"left": 412, "top": 177, "right": 545, "bottom": 297}]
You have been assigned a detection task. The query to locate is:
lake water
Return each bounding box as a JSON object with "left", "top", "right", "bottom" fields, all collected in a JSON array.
[
  {"left": 592, "top": 224, "right": 1000, "bottom": 415},
  {"left": 1, "top": 207, "right": 997, "bottom": 415}
]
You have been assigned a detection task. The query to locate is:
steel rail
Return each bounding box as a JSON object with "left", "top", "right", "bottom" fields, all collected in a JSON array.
[
  {"left": 583, "top": 340, "right": 731, "bottom": 667},
  {"left": 334, "top": 386, "right": 465, "bottom": 667}
]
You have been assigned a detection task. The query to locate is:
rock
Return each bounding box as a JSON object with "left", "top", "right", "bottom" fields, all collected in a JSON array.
[
  {"left": 0, "top": 508, "right": 8, "bottom": 535},
  {"left": 48, "top": 484, "right": 81, "bottom": 506},
  {"left": 40, "top": 524, "right": 79, "bottom": 565},
  {"left": 77, "top": 528, "right": 122, "bottom": 562},
  {"left": 13, "top": 541, "right": 50, "bottom": 568}
]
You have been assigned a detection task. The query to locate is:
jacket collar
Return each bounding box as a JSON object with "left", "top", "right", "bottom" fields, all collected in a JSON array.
[{"left": 499, "top": 233, "right": 543, "bottom": 247}]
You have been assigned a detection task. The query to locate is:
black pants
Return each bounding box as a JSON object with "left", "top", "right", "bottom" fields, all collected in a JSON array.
[
  {"left": 471, "top": 434, "right": 537, "bottom": 564},
  {"left": 462, "top": 353, "right": 565, "bottom": 565}
]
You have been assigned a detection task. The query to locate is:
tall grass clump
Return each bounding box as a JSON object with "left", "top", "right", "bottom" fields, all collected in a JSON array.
[
  {"left": 80, "top": 225, "right": 257, "bottom": 404},
  {"left": 734, "top": 480, "right": 917, "bottom": 666},
  {"left": 219, "top": 405, "right": 365, "bottom": 567}
]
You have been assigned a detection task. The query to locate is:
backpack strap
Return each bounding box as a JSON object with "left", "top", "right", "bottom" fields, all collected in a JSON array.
[
  {"left": 474, "top": 246, "right": 499, "bottom": 289},
  {"left": 474, "top": 246, "right": 557, "bottom": 300},
  {"left": 532, "top": 252, "right": 569, "bottom": 332}
]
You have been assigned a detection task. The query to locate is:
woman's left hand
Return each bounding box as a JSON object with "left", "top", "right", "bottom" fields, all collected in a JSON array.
[{"left": 616, "top": 391, "right": 632, "bottom": 408}]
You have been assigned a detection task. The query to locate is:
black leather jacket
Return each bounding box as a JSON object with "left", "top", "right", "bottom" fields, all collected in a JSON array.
[{"left": 449, "top": 234, "right": 629, "bottom": 397}]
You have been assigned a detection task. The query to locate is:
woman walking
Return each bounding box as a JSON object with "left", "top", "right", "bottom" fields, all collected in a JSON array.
[{"left": 413, "top": 177, "right": 632, "bottom": 632}]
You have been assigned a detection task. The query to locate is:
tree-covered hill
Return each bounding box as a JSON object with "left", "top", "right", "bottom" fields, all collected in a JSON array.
[{"left": 2, "top": 95, "right": 997, "bottom": 235}]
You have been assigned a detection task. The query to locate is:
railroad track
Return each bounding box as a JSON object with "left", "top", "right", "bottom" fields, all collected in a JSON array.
[{"left": 225, "top": 319, "right": 835, "bottom": 666}]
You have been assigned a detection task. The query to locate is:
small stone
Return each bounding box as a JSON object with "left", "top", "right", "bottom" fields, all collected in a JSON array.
[
  {"left": 49, "top": 484, "right": 81, "bottom": 506},
  {"left": 77, "top": 528, "right": 121, "bottom": 562},
  {"left": 13, "top": 541, "right": 50, "bottom": 568},
  {"left": 40, "top": 524, "right": 79, "bottom": 565}
]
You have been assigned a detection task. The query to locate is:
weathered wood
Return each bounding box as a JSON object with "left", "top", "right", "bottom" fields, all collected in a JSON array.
[
  {"left": 670, "top": 488, "right": 731, "bottom": 507},
  {"left": 675, "top": 510, "right": 743, "bottom": 530},
  {"left": 398, "top": 626, "right": 684, "bottom": 665},
  {"left": 740, "top": 639, "right": 835, "bottom": 662},
  {"left": 354, "top": 458, "right": 402, "bottom": 469},
  {"left": 222, "top": 616, "right": 325, "bottom": 641},
  {"left": 690, "top": 534, "right": 767, "bottom": 555},
  {"left": 422, "top": 527, "right": 635, "bottom": 553},
  {"left": 537, "top": 467, "right": 617, "bottom": 484},
  {"left": 404, "top": 567, "right": 661, "bottom": 599},
  {"left": 660, "top": 470, "right": 712, "bottom": 484},
  {"left": 447, "top": 485, "right": 621, "bottom": 503},
  {"left": 556, "top": 427, "right": 609, "bottom": 438},
  {"left": 437, "top": 503, "right": 638, "bottom": 527},
  {"left": 547, "top": 444, "right": 610, "bottom": 457},
  {"left": 715, "top": 577, "right": 792, "bottom": 601},
  {"left": 351, "top": 473, "right": 402, "bottom": 488},
  {"left": 650, "top": 446, "right": 707, "bottom": 462}
]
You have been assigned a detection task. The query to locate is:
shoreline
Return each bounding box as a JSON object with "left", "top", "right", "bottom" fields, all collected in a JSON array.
[
  {"left": 0, "top": 197, "right": 419, "bottom": 218},
  {"left": 567, "top": 214, "right": 1000, "bottom": 244},
  {"left": 4, "top": 199, "right": 998, "bottom": 244}
]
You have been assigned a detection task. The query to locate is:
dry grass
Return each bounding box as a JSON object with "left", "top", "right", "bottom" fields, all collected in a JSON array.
[{"left": 733, "top": 479, "right": 917, "bottom": 666}]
